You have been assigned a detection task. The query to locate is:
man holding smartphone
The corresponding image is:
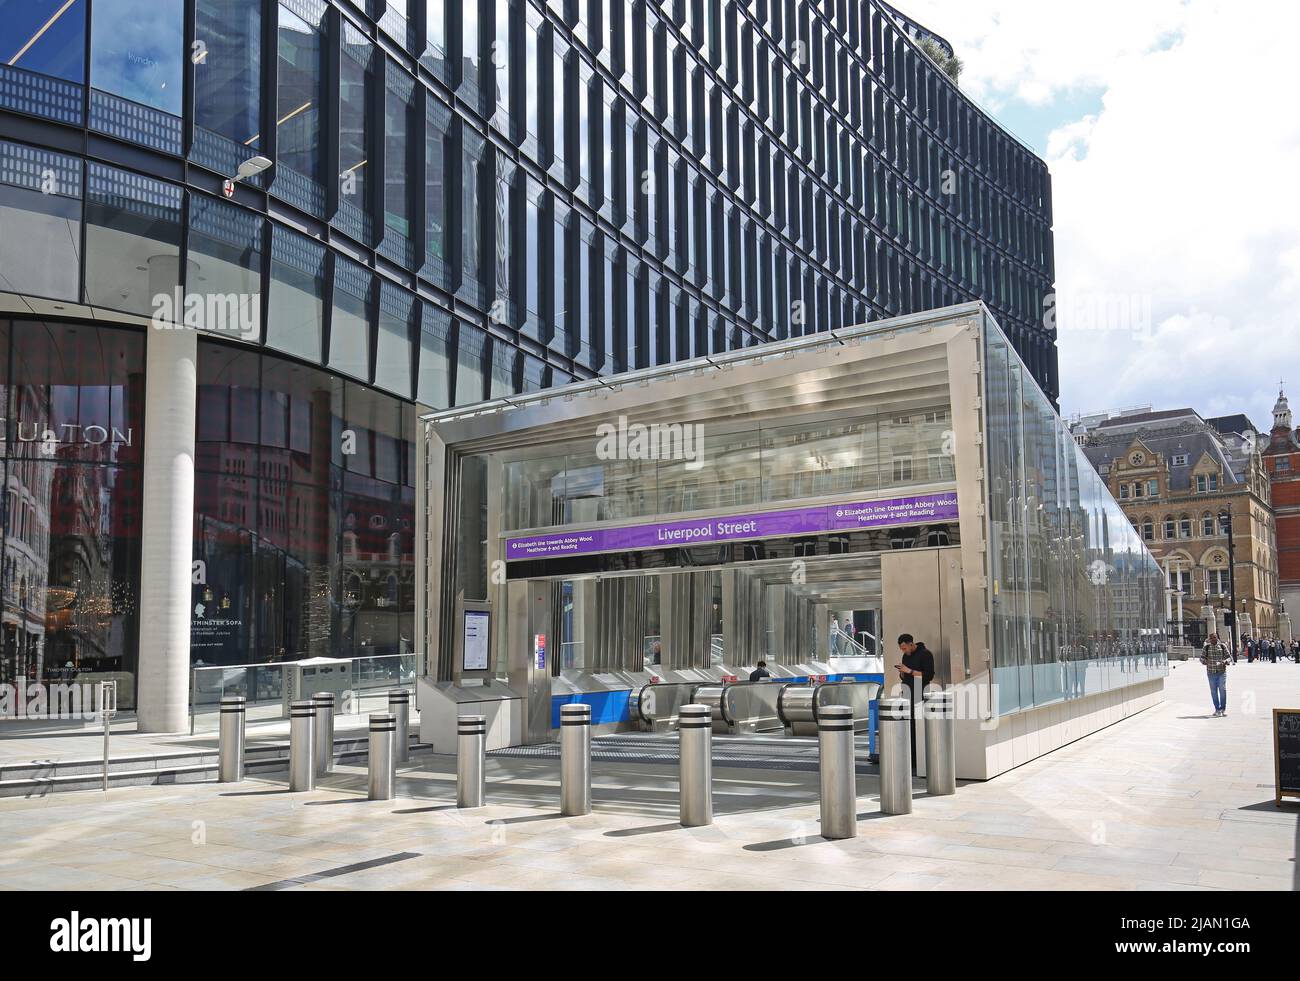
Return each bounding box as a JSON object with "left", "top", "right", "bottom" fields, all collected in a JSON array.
[{"left": 895, "top": 633, "right": 935, "bottom": 767}]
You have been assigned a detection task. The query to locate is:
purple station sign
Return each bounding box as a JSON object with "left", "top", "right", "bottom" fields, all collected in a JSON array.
[{"left": 505, "top": 491, "right": 959, "bottom": 561}]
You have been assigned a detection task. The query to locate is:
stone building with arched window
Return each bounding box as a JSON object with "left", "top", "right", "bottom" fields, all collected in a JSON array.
[{"left": 1076, "top": 407, "right": 1281, "bottom": 649}]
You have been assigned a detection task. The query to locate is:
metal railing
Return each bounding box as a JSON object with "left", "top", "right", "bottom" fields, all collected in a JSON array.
[
  {"left": 189, "top": 653, "right": 417, "bottom": 735},
  {"left": 832, "top": 633, "right": 875, "bottom": 658}
]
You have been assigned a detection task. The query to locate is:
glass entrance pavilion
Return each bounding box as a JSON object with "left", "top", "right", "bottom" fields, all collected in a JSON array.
[{"left": 416, "top": 303, "right": 1166, "bottom": 779}]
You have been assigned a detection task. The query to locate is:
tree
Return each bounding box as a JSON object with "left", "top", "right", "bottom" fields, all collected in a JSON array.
[{"left": 918, "top": 38, "right": 963, "bottom": 85}]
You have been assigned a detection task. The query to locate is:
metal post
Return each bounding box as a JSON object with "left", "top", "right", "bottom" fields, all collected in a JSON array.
[
  {"left": 288, "top": 699, "right": 315, "bottom": 792},
  {"left": 911, "top": 675, "right": 926, "bottom": 779},
  {"left": 457, "top": 715, "right": 486, "bottom": 808},
  {"left": 678, "top": 704, "right": 713, "bottom": 827},
  {"left": 368, "top": 712, "right": 396, "bottom": 801},
  {"left": 1222, "top": 507, "right": 1239, "bottom": 657},
  {"left": 818, "top": 704, "right": 857, "bottom": 839},
  {"left": 878, "top": 697, "right": 912, "bottom": 815},
  {"left": 99, "top": 681, "right": 116, "bottom": 793},
  {"left": 313, "top": 691, "right": 335, "bottom": 776},
  {"left": 388, "top": 690, "right": 410, "bottom": 763},
  {"left": 923, "top": 690, "right": 956, "bottom": 796},
  {"left": 559, "top": 703, "right": 592, "bottom": 816},
  {"left": 218, "top": 695, "right": 246, "bottom": 783}
]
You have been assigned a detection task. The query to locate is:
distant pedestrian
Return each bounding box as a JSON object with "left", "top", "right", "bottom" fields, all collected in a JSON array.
[
  {"left": 749, "top": 660, "right": 771, "bottom": 682},
  {"left": 1200, "top": 633, "right": 1230, "bottom": 718},
  {"left": 829, "top": 615, "right": 841, "bottom": 658}
]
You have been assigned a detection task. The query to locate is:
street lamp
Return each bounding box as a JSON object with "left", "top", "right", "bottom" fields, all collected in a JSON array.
[
  {"left": 1219, "top": 507, "right": 1239, "bottom": 655},
  {"left": 223, "top": 155, "right": 273, "bottom": 197}
]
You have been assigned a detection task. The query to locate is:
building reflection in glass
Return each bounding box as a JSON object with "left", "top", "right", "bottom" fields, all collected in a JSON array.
[
  {"left": 193, "top": 341, "right": 414, "bottom": 669},
  {"left": 0, "top": 320, "right": 143, "bottom": 706}
]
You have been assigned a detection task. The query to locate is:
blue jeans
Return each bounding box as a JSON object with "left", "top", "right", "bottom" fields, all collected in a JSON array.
[{"left": 1207, "top": 671, "right": 1227, "bottom": 713}]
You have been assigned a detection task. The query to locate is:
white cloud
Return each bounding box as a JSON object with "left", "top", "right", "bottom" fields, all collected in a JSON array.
[
  {"left": 899, "top": 0, "right": 1188, "bottom": 106},
  {"left": 900, "top": 1, "right": 1300, "bottom": 429}
]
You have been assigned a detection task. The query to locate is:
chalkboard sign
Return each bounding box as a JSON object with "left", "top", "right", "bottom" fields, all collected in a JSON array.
[{"left": 1274, "top": 708, "right": 1300, "bottom": 805}]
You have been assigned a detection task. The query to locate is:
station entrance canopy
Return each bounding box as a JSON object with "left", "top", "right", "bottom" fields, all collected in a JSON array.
[{"left": 416, "top": 304, "right": 1168, "bottom": 779}]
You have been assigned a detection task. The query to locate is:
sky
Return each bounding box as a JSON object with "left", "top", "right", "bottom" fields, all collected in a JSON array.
[{"left": 901, "top": 0, "right": 1300, "bottom": 431}]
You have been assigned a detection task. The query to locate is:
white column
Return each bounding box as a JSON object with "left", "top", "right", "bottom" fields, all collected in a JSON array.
[
  {"left": 136, "top": 260, "right": 198, "bottom": 732},
  {"left": 1174, "top": 588, "right": 1184, "bottom": 644}
]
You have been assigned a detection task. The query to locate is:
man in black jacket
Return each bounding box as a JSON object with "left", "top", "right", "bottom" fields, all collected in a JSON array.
[{"left": 895, "top": 634, "right": 936, "bottom": 768}]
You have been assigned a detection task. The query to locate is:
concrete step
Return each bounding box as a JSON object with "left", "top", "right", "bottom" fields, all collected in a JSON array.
[{"left": 0, "top": 737, "right": 431, "bottom": 798}]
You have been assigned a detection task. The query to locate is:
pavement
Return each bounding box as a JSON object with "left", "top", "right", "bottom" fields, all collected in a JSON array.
[{"left": 0, "top": 660, "right": 1295, "bottom": 891}]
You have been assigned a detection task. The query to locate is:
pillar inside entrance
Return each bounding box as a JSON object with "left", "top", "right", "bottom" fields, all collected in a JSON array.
[
  {"left": 136, "top": 282, "right": 198, "bottom": 732},
  {"left": 1279, "top": 613, "right": 1293, "bottom": 644}
]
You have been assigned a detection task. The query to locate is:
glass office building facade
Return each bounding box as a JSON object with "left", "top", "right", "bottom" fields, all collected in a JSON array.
[{"left": 0, "top": 0, "right": 1055, "bottom": 714}]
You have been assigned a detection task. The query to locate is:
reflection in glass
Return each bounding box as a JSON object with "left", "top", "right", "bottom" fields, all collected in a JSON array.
[
  {"left": 454, "top": 324, "right": 486, "bottom": 405},
  {"left": 329, "top": 258, "right": 372, "bottom": 382},
  {"left": 266, "top": 226, "right": 325, "bottom": 362},
  {"left": 0, "top": 140, "right": 81, "bottom": 301},
  {"left": 422, "top": 0, "right": 447, "bottom": 78},
  {"left": 83, "top": 163, "right": 183, "bottom": 318},
  {"left": 425, "top": 99, "right": 450, "bottom": 273},
  {"left": 459, "top": 130, "right": 485, "bottom": 301},
  {"left": 192, "top": 342, "right": 414, "bottom": 665},
  {"left": 383, "top": 67, "right": 417, "bottom": 258},
  {"left": 417, "top": 306, "right": 453, "bottom": 409},
  {"left": 274, "top": 2, "right": 326, "bottom": 213},
  {"left": 0, "top": 0, "right": 86, "bottom": 83},
  {"left": 192, "top": 0, "right": 262, "bottom": 171},
  {"left": 187, "top": 195, "right": 263, "bottom": 343},
  {"left": 337, "top": 24, "right": 376, "bottom": 242},
  {"left": 89, "top": 0, "right": 183, "bottom": 114},
  {"left": 374, "top": 283, "right": 414, "bottom": 399},
  {"left": 0, "top": 321, "right": 143, "bottom": 701}
]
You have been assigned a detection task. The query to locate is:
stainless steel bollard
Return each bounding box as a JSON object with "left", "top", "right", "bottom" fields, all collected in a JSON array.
[
  {"left": 218, "top": 695, "right": 246, "bottom": 783},
  {"left": 559, "top": 703, "right": 592, "bottom": 816},
  {"left": 924, "top": 690, "right": 957, "bottom": 796},
  {"left": 288, "top": 699, "right": 316, "bottom": 792},
  {"left": 457, "top": 715, "right": 486, "bottom": 808},
  {"left": 818, "top": 704, "right": 857, "bottom": 839},
  {"left": 313, "top": 691, "right": 335, "bottom": 776},
  {"left": 678, "top": 704, "right": 713, "bottom": 827},
  {"left": 388, "top": 690, "right": 410, "bottom": 763},
  {"left": 878, "top": 697, "right": 912, "bottom": 815},
  {"left": 368, "top": 712, "right": 396, "bottom": 801}
]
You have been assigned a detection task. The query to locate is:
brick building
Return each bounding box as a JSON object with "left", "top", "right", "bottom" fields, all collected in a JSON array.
[{"left": 1262, "top": 388, "right": 1300, "bottom": 618}]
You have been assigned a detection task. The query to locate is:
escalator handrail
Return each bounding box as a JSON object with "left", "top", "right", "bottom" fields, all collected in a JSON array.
[
  {"left": 630, "top": 681, "right": 708, "bottom": 724},
  {"left": 717, "top": 679, "right": 794, "bottom": 727}
]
